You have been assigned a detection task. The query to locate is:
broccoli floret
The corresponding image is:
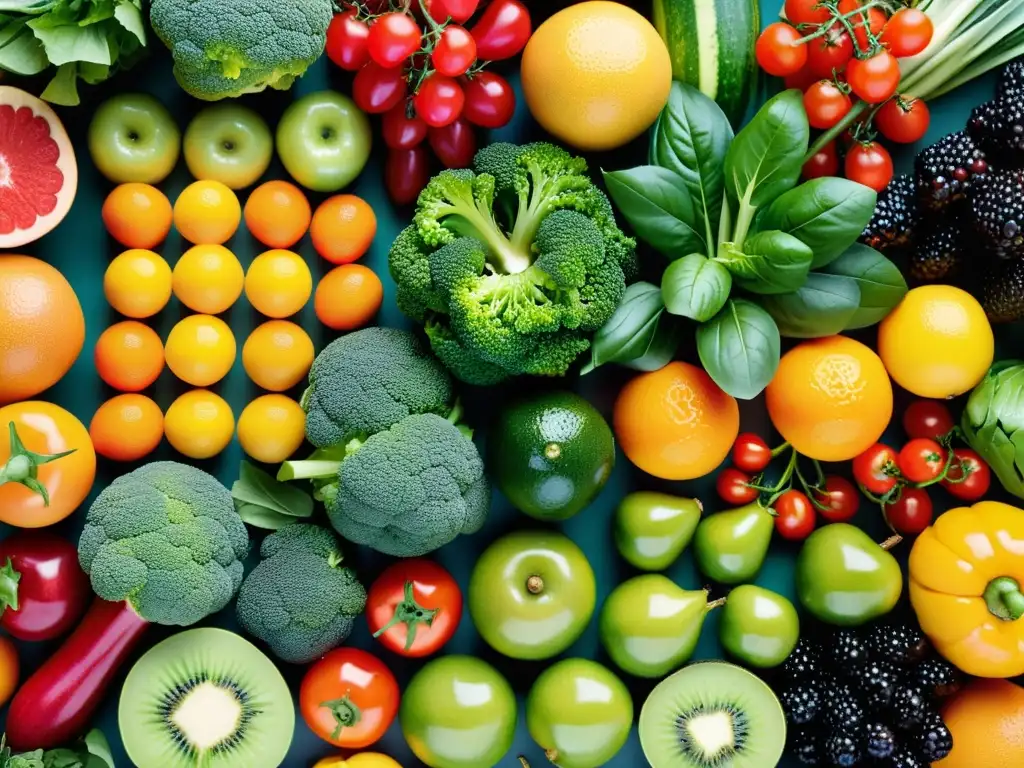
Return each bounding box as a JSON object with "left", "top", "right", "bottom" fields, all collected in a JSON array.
[
  {"left": 425, "top": 315, "right": 510, "bottom": 386},
  {"left": 303, "top": 328, "right": 454, "bottom": 449},
  {"left": 235, "top": 524, "right": 366, "bottom": 664},
  {"left": 150, "top": 0, "right": 333, "bottom": 100},
  {"left": 78, "top": 462, "right": 249, "bottom": 626},
  {"left": 390, "top": 225, "right": 448, "bottom": 322},
  {"left": 429, "top": 237, "right": 487, "bottom": 297}
]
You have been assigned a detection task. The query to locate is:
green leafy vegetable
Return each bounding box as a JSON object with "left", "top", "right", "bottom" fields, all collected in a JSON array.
[
  {"left": 0, "top": 730, "right": 114, "bottom": 768},
  {"left": 697, "top": 299, "right": 780, "bottom": 400},
  {"left": 584, "top": 282, "right": 669, "bottom": 373},
  {"left": 718, "top": 230, "right": 813, "bottom": 295},
  {"left": 963, "top": 363, "right": 1024, "bottom": 500},
  {"left": 821, "top": 244, "right": 908, "bottom": 329},
  {"left": 603, "top": 166, "right": 706, "bottom": 258},
  {"left": 758, "top": 273, "right": 861, "bottom": 338},
  {"left": 662, "top": 253, "right": 732, "bottom": 321},
  {"left": 232, "top": 460, "right": 315, "bottom": 531}
]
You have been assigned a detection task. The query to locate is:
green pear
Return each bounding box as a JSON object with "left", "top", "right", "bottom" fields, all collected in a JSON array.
[
  {"left": 693, "top": 502, "right": 774, "bottom": 584},
  {"left": 613, "top": 492, "right": 702, "bottom": 571},
  {"left": 796, "top": 523, "right": 903, "bottom": 626}
]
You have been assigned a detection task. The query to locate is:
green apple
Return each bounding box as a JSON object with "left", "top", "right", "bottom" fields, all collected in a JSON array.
[
  {"left": 88, "top": 93, "right": 181, "bottom": 184},
  {"left": 183, "top": 104, "right": 272, "bottom": 189},
  {"left": 276, "top": 91, "right": 371, "bottom": 192}
]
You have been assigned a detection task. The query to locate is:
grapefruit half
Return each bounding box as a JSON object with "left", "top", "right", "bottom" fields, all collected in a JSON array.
[{"left": 0, "top": 87, "right": 78, "bottom": 249}]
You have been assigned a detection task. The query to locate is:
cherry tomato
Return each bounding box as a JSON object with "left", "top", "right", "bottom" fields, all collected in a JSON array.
[
  {"left": 470, "top": 0, "right": 532, "bottom": 60},
  {"left": 838, "top": 0, "right": 887, "bottom": 53},
  {"left": 853, "top": 443, "right": 900, "bottom": 495},
  {"left": 845, "top": 141, "right": 894, "bottom": 192},
  {"left": 806, "top": 25, "right": 855, "bottom": 80},
  {"left": 353, "top": 62, "right": 408, "bottom": 114},
  {"left": 429, "top": 118, "right": 477, "bottom": 168},
  {"left": 897, "top": 438, "right": 946, "bottom": 484},
  {"left": 732, "top": 433, "right": 772, "bottom": 473},
  {"left": 367, "top": 559, "right": 462, "bottom": 657},
  {"left": 875, "top": 97, "right": 930, "bottom": 144},
  {"left": 803, "top": 140, "right": 840, "bottom": 179},
  {"left": 432, "top": 25, "right": 477, "bottom": 77},
  {"left": 756, "top": 22, "right": 808, "bottom": 77},
  {"left": 421, "top": 0, "right": 479, "bottom": 24},
  {"left": 0, "top": 636, "right": 16, "bottom": 708},
  {"left": 814, "top": 476, "right": 861, "bottom": 523},
  {"left": 885, "top": 487, "right": 934, "bottom": 535},
  {"left": 461, "top": 71, "right": 516, "bottom": 129},
  {"left": 804, "top": 80, "right": 853, "bottom": 129},
  {"left": 785, "top": 0, "right": 831, "bottom": 25},
  {"left": 846, "top": 50, "right": 901, "bottom": 104},
  {"left": 386, "top": 146, "right": 430, "bottom": 205},
  {"left": 414, "top": 74, "right": 465, "bottom": 127},
  {"left": 941, "top": 448, "right": 992, "bottom": 502},
  {"left": 382, "top": 103, "right": 428, "bottom": 149},
  {"left": 902, "top": 400, "right": 954, "bottom": 440},
  {"left": 881, "top": 8, "right": 933, "bottom": 58},
  {"left": 716, "top": 468, "right": 759, "bottom": 506},
  {"left": 326, "top": 11, "right": 371, "bottom": 71},
  {"left": 300, "top": 648, "right": 399, "bottom": 748},
  {"left": 784, "top": 65, "right": 819, "bottom": 92},
  {"left": 774, "top": 490, "right": 816, "bottom": 541},
  {"left": 367, "top": 12, "right": 422, "bottom": 68}
]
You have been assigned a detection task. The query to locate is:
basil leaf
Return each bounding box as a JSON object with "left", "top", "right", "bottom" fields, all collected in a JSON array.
[
  {"left": 623, "top": 313, "right": 682, "bottom": 372},
  {"left": 235, "top": 504, "right": 298, "bottom": 531},
  {"left": 662, "top": 253, "right": 732, "bottom": 321},
  {"left": 697, "top": 299, "right": 781, "bottom": 400},
  {"left": 759, "top": 178, "right": 878, "bottom": 268},
  {"left": 820, "top": 243, "right": 908, "bottom": 329},
  {"left": 603, "top": 166, "right": 707, "bottom": 258},
  {"left": 719, "top": 230, "right": 813, "bottom": 295},
  {"left": 84, "top": 729, "right": 115, "bottom": 768},
  {"left": 725, "top": 89, "right": 809, "bottom": 209},
  {"left": 232, "top": 461, "right": 314, "bottom": 520},
  {"left": 649, "top": 82, "right": 734, "bottom": 247},
  {"left": 759, "top": 273, "right": 861, "bottom": 338},
  {"left": 583, "top": 282, "right": 667, "bottom": 372}
]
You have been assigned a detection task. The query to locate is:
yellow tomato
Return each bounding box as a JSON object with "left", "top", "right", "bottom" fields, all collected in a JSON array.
[
  {"left": 237, "top": 394, "right": 306, "bottom": 463},
  {"left": 164, "top": 390, "right": 235, "bottom": 459},
  {"left": 313, "top": 754, "right": 403, "bottom": 768},
  {"left": 173, "top": 180, "right": 241, "bottom": 245},
  {"left": 173, "top": 244, "right": 245, "bottom": 314},
  {"left": 165, "top": 314, "right": 237, "bottom": 386},
  {"left": 242, "top": 320, "right": 315, "bottom": 391},
  {"left": 245, "top": 249, "right": 313, "bottom": 318},
  {"left": 103, "top": 249, "right": 172, "bottom": 318}
]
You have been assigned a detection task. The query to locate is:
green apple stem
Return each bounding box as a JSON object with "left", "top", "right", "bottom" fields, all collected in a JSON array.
[
  {"left": 984, "top": 577, "right": 1024, "bottom": 621},
  {"left": 706, "top": 597, "right": 727, "bottom": 611},
  {"left": 526, "top": 575, "right": 544, "bottom": 595},
  {"left": 880, "top": 534, "right": 902, "bottom": 551},
  {"left": 519, "top": 758, "right": 531, "bottom": 768}
]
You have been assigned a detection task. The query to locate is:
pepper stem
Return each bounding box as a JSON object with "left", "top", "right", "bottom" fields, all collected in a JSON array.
[
  {"left": 320, "top": 691, "right": 363, "bottom": 740},
  {"left": 984, "top": 577, "right": 1024, "bottom": 621},
  {"left": 371, "top": 581, "right": 439, "bottom": 651},
  {"left": 0, "top": 557, "right": 20, "bottom": 612},
  {"left": 0, "top": 421, "right": 76, "bottom": 507}
]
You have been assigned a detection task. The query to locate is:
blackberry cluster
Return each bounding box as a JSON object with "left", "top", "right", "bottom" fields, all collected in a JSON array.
[{"left": 777, "top": 623, "right": 961, "bottom": 766}]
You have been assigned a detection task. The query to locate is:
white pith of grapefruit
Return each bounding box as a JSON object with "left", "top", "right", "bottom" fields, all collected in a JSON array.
[{"left": 0, "top": 86, "right": 78, "bottom": 249}]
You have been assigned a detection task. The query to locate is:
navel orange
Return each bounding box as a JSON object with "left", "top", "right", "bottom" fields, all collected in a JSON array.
[{"left": 937, "top": 679, "right": 1024, "bottom": 767}]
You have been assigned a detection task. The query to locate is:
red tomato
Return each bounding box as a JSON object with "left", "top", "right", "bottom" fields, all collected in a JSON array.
[
  {"left": 470, "top": 0, "right": 532, "bottom": 60},
  {"left": 784, "top": 65, "right": 819, "bottom": 92},
  {"left": 774, "top": 490, "right": 816, "bottom": 541},
  {"left": 804, "top": 80, "right": 853, "bottom": 129},
  {"left": 885, "top": 487, "right": 934, "bottom": 535},
  {"left": 803, "top": 140, "right": 840, "bottom": 179},
  {"left": 421, "top": 0, "right": 479, "bottom": 24},
  {"left": 875, "top": 97, "right": 930, "bottom": 144},
  {"left": 429, "top": 118, "right": 477, "bottom": 169},
  {"left": 432, "top": 25, "right": 477, "bottom": 77},
  {"left": 902, "top": 400, "right": 954, "bottom": 440},
  {"left": 806, "top": 25, "right": 855, "bottom": 80},
  {"left": 367, "top": 12, "right": 422, "bottom": 68},
  {"left": 845, "top": 141, "right": 893, "bottom": 192},
  {"left": 382, "top": 103, "right": 428, "bottom": 149},
  {"left": 838, "top": 0, "right": 887, "bottom": 53},
  {"left": 353, "top": 63, "right": 408, "bottom": 114},
  {"left": 326, "top": 11, "right": 371, "bottom": 71},
  {"left": 853, "top": 443, "right": 900, "bottom": 495},
  {"left": 414, "top": 74, "right": 465, "bottom": 127},
  {"left": 941, "top": 448, "right": 992, "bottom": 502},
  {"left": 462, "top": 71, "right": 516, "bottom": 128},
  {"left": 785, "top": 0, "right": 831, "bottom": 25},
  {"left": 716, "top": 468, "right": 759, "bottom": 506},
  {"left": 300, "top": 648, "right": 399, "bottom": 748},
  {"left": 757, "top": 23, "right": 808, "bottom": 77},
  {"left": 732, "top": 433, "right": 771, "bottom": 473},
  {"left": 846, "top": 50, "right": 901, "bottom": 104},
  {"left": 386, "top": 146, "right": 430, "bottom": 205},
  {"left": 367, "top": 559, "right": 462, "bottom": 656},
  {"left": 814, "top": 476, "right": 861, "bottom": 523},
  {"left": 897, "top": 438, "right": 946, "bottom": 484},
  {"left": 881, "top": 8, "right": 933, "bottom": 58}
]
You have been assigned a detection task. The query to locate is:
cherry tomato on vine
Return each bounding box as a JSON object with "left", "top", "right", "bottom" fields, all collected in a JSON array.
[
  {"left": 875, "top": 97, "right": 931, "bottom": 144},
  {"left": 803, "top": 140, "right": 840, "bottom": 179},
  {"left": 845, "top": 141, "right": 894, "bottom": 192},
  {"left": 382, "top": 104, "right": 428, "bottom": 149},
  {"left": 422, "top": 0, "right": 480, "bottom": 24},
  {"left": 785, "top": 0, "right": 831, "bottom": 26},
  {"left": 941, "top": 448, "right": 991, "bottom": 502},
  {"left": 838, "top": 0, "right": 887, "bottom": 53},
  {"left": 814, "top": 476, "right": 861, "bottom": 523},
  {"left": 897, "top": 438, "right": 947, "bottom": 484},
  {"left": 902, "top": 399, "right": 954, "bottom": 440},
  {"left": 853, "top": 443, "right": 900, "bottom": 495},
  {"left": 325, "top": 11, "right": 371, "bottom": 71},
  {"left": 470, "top": 0, "right": 532, "bottom": 61},
  {"left": 885, "top": 488, "right": 934, "bottom": 535},
  {"left": 846, "top": 50, "right": 901, "bottom": 104},
  {"left": 881, "top": 8, "right": 934, "bottom": 58},
  {"left": 367, "top": 12, "right": 422, "bottom": 69},
  {"left": 716, "top": 468, "right": 759, "bottom": 505},
  {"left": 732, "top": 433, "right": 771, "bottom": 473},
  {"left": 432, "top": 25, "right": 477, "bottom": 77},
  {"left": 429, "top": 118, "right": 477, "bottom": 168},
  {"left": 756, "top": 23, "right": 808, "bottom": 77},
  {"left": 461, "top": 71, "right": 516, "bottom": 128},
  {"left": 806, "top": 25, "right": 855, "bottom": 80},
  {"left": 367, "top": 560, "right": 462, "bottom": 657},
  {"left": 804, "top": 80, "right": 853, "bottom": 129},
  {"left": 353, "top": 63, "right": 408, "bottom": 114},
  {"left": 774, "top": 490, "right": 816, "bottom": 541},
  {"left": 414, "top": 74, "right": 465, "bottom": 127},
  {"left": 386, "top": 146, "right": 430, "bottom": 205}
]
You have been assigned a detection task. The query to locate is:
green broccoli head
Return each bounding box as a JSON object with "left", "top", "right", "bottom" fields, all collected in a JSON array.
[
  {"left": 150, "top": 0, "right": 333, "bottom": 100},
  {"left": 235, "top": 524, "right": 366, "bottom": 664},
  {"left": 78, "top": 462, "right": 249, "bottom": 626},
  {"left": 303, "top": 327, "right": 454, "bottom": 449},
  {"left": 425, "top": 316, "right": 510, "bottom": 386},
  {"left": 389, "top": 225, "right": 449, "bottom": 322}
]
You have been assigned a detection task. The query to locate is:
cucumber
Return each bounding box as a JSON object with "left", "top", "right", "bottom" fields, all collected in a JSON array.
[{"left": 652, "top": 0, "right": 761, "bottom": 127}]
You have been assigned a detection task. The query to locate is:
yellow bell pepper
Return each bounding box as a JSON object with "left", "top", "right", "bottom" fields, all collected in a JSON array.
[
  {"left": 909, "top": 500, "right": 1024, "bottom": 678},
  {"left": 313, "top": 754, "right": 403, "bottom": 768}
]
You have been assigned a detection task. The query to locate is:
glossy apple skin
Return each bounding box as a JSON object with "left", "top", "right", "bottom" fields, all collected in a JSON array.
[
  {"left": 614, "top": 491, "right": 702, "bottom": 570},
  {"left": 88, "top": 93, "right": 181, "bottom": 184},
  {"left": 719, "top": 584, "right": 800, "bottom": 668},
  {"left": 183, "top": 103, "right": 273, "bottom": 189},
  {"left": 694, "top": 502, "right": 774, "bottom": 584}
]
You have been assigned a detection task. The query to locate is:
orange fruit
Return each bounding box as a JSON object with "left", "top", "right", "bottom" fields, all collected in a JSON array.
[
  {"left": 766, "top": 336, "right": 893, "bottom": 462},
  {"left": 164, "top": 389, "right": 235, "bottom": 459},
  {"left": 244, "top": 181, "right": 311, "bottom": 249},
  {"left": 0, "top": 635, "right": 17, "bottom": 708},
  {"left": 104, "top": 249, "right": 172, "bottom": 319},
  {"left": 878, "top": 285, "right": 994, "bottom": 399},
  {"left": 310, "top": 194, "right": 377, "bottom": 264},
  {"left": 172, "top": 244, "right": 245, "bottom": 314},
  {"left": 613, "top": 361, "right": 739, "bottom": 480},
  {"left": 165, "top": 314, "right": 237, "bottom": 387},
  {"left": 173, "top": 180, "right": 241, "bottom": 245},
  {"left": 242, "top": 320, "right": 315, "bottom": 392},
  {"left": 315, "top": 264, "right": 384, "bottom": 331},
  {"left": 0, "top": 255, "right": 85, "bottom": 403},
  {"left": 101, "top": 183, "right": 173, "bottom": 249},
  {"left": 237, "top": 394, "right": 306, "bottom": 463},
  {"left": 937, "top": 679, "right": 1024, "bottom": 767},
  {"left": 245, "top": 249, "right": 313, "bottom": 318},
  {"left": 90, "top": 394, "right": 164, "bottom": 462},
  {"left": 94, "top": 321, "right": 164, "bottom": 392}
]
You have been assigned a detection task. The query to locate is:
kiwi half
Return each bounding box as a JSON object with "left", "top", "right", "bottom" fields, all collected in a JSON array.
[
  {"left": 639, "top": 660, "right": 786, "bottom": 768},
  {"left": 118, "top": 628, "right": 294, "bottom": 768}
]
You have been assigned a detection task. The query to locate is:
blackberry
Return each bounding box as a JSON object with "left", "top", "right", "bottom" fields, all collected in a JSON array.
[
  {"left": 969, "top": 169, "right": 1024, "bottom": 259},
  {"left": 865, "top": 721, "right": 897, "bottom": 760},
  {"left": 999, "top": 60, "right": 1024, "bottom": 102},
  {"left": 780, "top": 684, "right": 822, "bottom": 725},
  {"left": 860, "top": 174, "right": 918, "bottom": 252},
  {"left": 968, "top": 99, "right": 1024, "bottom": 166},
  {"left": 889, "top": 750, "right": 926, "bottom": 768},
  {"left": 918, "top": 710, "right": 954, "bottom": 762},
  {"left": 915, "top": 131, "right": 989, "bottom": 212},
  {"left": 867, "top": 622, "right": 928, "bottom": 665},
  {"left": 978, "top": 256, "right": 1024, "bottom": 323},
  {"left": 823, "top": 731, "right": 861, "bottom": 767},
  {"left": 915, "top": 657, "right": 962, "bottom": 699},
  {"left": 830, "top": 628, "right": 869, "bottom": 668},
  {"left": 892, "top": 685, "right": 931, "bottom": 731},
  {"left": 780, "top": 638, "right": 822, "bottom": 683},
  {"left": 849, "top": 659, "right": 900, "bottom": 710},
  {"left": 824, "top": 690, "right": 865, "bottom": 731},
  {"left": 909, "top": 217, "right": 964, "bottom": 281},
  {"left": 789, "top": 726, "right": 821, "bottom": 765}
]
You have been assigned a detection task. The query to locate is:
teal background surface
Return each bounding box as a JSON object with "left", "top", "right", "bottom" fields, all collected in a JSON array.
[{"left": 0, "top": 1, "right": 1008, "bottom": 765}]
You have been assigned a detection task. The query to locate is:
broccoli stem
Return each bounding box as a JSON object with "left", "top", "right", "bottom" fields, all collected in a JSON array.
[
  {"left": 319, "top": 693, "right": 363, "bottom": 740},
  {"left": 277, "top": 438, "right": 365, "bottom": 482},
  {"left": 371, "top": 581, "right": 440, "bottom": 651},
  {"left": 0, "top": 422, "right": 76, "bottom": 507}
]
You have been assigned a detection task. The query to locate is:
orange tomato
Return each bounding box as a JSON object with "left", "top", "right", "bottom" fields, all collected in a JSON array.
[
  {"left": 90, "top": 394, "right": 164, "bottom": 462},
  {"left": 101, "top": 183, "right": 173, "bottom": 249},
  {"left": 315, "top": 264, "right": 383, "bottom": 331},
  {"left": 0, "top": 401, "right": 96, "bottom": 527},
  {"left": 244, "top": 181, "right": 312, "bottom": 249},
  {"left": 0, "top": 635, "right": 18, "bottom": 707},
  {"left": 94, "top": 321, "right": 165, "bottom": 392},
  {"left": 310, "top": 194, "right": 377, "bottom": 264}
]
